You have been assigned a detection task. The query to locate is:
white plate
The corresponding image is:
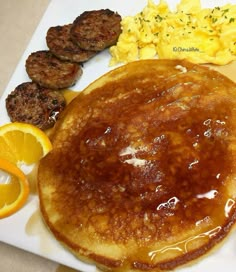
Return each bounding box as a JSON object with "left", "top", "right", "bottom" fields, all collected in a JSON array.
[{"left": 0, "top": 0, "right": 236, "bottom": 271}]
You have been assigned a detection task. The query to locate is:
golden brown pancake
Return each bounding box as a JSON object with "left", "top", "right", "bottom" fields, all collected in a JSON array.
[{"left": 38, "top": 59, "right": 236, "bottom": 271}]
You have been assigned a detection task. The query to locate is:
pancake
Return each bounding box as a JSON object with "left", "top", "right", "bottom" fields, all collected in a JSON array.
[{"left": 38, "top": 59, "right": 236, "bottom": 271}]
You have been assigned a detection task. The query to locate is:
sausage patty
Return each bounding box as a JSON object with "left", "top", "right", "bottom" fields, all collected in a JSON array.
[
  {"left": 46, "top": 24, "right": 97, "bottom": 63},
  {"left": 25, "top": 50, "right": 82, "bottom": 89},
  {"left": 6, "top": 82, "right": 66, "bottom": 130},
  {"left": 70, "top": 9, "right": 122, "bottom": 51}
]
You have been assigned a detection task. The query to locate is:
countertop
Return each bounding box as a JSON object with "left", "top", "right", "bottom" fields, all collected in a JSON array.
[{"left": 0, "top": 1, "right": 77, "bottom": 271}]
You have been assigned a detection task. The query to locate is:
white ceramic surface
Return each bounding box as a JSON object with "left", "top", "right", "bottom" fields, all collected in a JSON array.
[{"left": 0, "top": 1, "right": 236, "bottom": 271}]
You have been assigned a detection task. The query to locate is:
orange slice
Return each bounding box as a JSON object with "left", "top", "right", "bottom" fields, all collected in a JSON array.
[
  {"left": 0, "top": 122, "right": 52, "bottom": 166},
  {"left": 0, "top": 157, "right": 29, "bottom": 218}
]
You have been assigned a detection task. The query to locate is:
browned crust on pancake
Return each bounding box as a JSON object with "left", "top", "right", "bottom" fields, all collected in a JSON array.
[{"left": 38, "top": 59, "right": 236, "bottom": 271}]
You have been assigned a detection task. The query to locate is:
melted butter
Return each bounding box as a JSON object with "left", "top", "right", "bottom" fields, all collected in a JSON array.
[
  {"left": 50, "top": 60, "right": 236, "bottom": 268},
  {"left": 66, "top": 80, "right": 233, "bottom": 234},
  {"left": 196, "top": 190, "right": 218, "bottom": 200},
  {"left": 65, "top": 64, "right": 234, "bottom": 224}
]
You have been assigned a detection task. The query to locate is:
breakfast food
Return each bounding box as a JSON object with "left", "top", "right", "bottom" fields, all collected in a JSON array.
[
  {"left": 71, "top": 9, "right": 122, "bottom": 51},
  {"left": 0, "top": 157, "right": 29, "bottom": 218},
  {"left": 0, "top": 122, "right": 52, "bottom": 165},
  {"left": 6, "top": 8, "right": 121, "bottom": 129},
  {"left": 38, "top": 59, "right": 236, "bottom": 271},
  {"left": 110, "top": 0, "right": 236, "bottom": 65},
  {"left": 46, "top": 24, "right": 97, "bottom": 63},
  {"left": 6, "top": 82, "right": 66, "bottom": 130},
  {"left": 25, "top": 50, "right": 82, "bottom": 89},
  {"left": 0, "top": 121, "right": 52, "bottom": 217}
]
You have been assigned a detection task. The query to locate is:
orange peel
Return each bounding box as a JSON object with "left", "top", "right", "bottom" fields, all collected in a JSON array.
[{"left": 0, "top": 157, "right": 29, "bottom": 219}]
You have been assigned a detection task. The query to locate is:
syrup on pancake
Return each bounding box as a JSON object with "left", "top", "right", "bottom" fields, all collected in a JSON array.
[{"left": 38, "top": 59, "right": 236, "bottom": 271}]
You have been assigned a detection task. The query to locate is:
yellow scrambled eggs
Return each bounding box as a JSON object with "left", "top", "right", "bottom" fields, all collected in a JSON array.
[{"left": 109, "top": 0, "right": 236, "bottom": 65}]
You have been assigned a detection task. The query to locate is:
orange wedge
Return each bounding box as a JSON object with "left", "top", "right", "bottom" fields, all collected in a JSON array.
[
  {"left": 0, "top": 122, "right": 52, "bottom": 166},
  {"left": 0, "top": 157, "right": 29, "bottom": 218}
]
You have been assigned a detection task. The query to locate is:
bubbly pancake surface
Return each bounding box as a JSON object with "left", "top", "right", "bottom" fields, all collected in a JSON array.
[{"left": 38, "top": 59, "right": 236, "bottom": 271}]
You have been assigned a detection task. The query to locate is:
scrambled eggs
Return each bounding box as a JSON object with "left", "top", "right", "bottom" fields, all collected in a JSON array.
[{"left": 109, "top": 0, "right": 236, "bottom": 65}]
